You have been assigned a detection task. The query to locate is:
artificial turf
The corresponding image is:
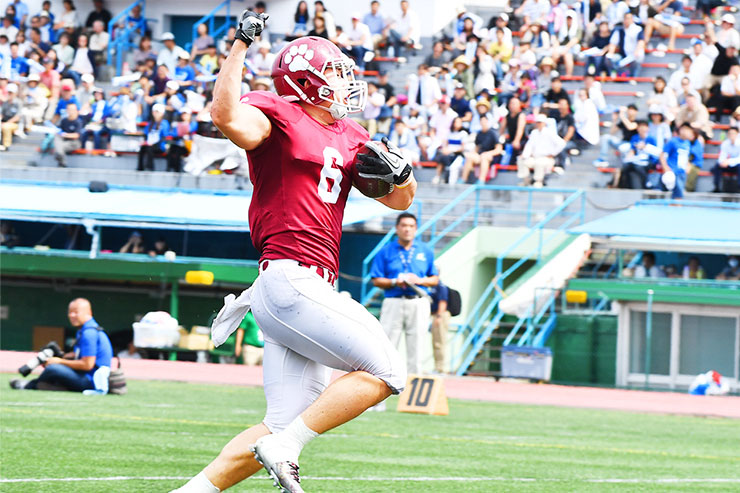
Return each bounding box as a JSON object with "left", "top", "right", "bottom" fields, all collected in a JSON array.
[{"left": 1, "top": 373, "right": 739, "bottom": 492}]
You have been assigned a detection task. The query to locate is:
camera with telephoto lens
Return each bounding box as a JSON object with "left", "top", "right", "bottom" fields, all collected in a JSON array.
[{"left": 18, "top": 341, "right": 64, "bottom": 376}]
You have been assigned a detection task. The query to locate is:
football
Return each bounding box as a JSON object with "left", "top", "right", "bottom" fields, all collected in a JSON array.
[{"left": 351, "top": 142, "right": 394, "bottom": 199}]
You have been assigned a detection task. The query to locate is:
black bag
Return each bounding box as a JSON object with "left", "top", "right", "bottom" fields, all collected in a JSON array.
[
  {"left": 447, "top": 288, "right": 462, "bottom": 317},
  {"left": 108, "top": 357, "right": 127, "bottom": 395}
]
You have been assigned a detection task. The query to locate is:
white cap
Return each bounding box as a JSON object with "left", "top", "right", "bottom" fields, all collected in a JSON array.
[
  {"left": 152, "top": 103, "right": 166, "bottom": 113},
  {"left": 178, "top": 51, "right": 190, "bottom": 59},
  {"left": 81, "top": 73, "right": 94, "bottom": 83},
  {"left": 498, "top": 13, "right": 509, "bottom": 22},
  {"left": 7, "top": 83, "right": 18, "bottom": 93},
  {"left": 161, "top": 32, "right": 175, "bottom": 41},
  {"left": 27, "top": 73, "right": 40, "bottom": 82},
  {"left": 166, "top": 80, "right": 180, "bottom": 91},
  {"left": 535, "top": 113, "right": 547, "bottom": 123},
  {"left": 722, "top": 13, "right": 735, "bottom": 24}
]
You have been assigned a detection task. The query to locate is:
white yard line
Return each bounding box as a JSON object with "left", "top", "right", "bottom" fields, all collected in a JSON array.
[{"left": 2, "top": 476, "right": 739, "bottom": 484}]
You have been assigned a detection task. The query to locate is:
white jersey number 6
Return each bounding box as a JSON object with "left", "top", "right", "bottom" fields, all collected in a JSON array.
[{"left": 318, "top": 146, "right": 343, "bottom": 204}]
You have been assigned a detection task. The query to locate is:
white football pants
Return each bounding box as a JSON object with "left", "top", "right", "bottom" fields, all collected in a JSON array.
[{"left": 250, "top": 260, "right": 406, "bottom": 433}]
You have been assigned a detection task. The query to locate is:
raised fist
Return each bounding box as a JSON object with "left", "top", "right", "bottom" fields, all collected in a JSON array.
[{"left": 235, "top": 10, "right": 268, "bottom": 47}]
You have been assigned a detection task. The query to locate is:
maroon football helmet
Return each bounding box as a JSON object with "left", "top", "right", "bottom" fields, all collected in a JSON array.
[{"left": 271, "top": 36, "right": 367, "bottom": 120}]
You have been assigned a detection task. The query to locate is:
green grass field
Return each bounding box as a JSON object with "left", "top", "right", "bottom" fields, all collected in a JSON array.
[{"left": 1, "top": 373, "right": 739, "bottom": 493}]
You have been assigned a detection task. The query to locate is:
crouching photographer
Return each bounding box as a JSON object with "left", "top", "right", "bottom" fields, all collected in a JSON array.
[{"left": 10, "top": 298, "right": 114, "bottom": 393}]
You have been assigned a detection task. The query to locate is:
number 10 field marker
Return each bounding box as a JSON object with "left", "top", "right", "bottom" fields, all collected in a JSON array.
[{"left": 396, "top": 374, "right": 449, "bottom": 415}]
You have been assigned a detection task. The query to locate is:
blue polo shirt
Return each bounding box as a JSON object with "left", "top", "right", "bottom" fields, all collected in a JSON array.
[
  {"left": 74, "top": 318, "right": 113, "bottom": 381},
  {"left": 664, "top": 137, "right": 691, "bottom": 175},
  {"left": 370, "top": 239, "right": 438, "bottom": 297}
]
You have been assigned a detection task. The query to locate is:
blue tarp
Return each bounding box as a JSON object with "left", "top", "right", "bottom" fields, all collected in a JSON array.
[
  {"left": 569, "top": 201, "right": 740, "bottom": 253},
  {"left": 0, "top": 181, "right": 394, "bottom": 232}
]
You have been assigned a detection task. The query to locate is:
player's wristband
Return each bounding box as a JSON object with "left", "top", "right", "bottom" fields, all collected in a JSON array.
[{"left": 395, "top": 174, "right": 414, "bottom": 189}]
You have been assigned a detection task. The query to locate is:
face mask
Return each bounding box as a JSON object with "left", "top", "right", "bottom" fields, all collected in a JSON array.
[{"left": 729, "top": 259, "right": 739, "bottom": 269}]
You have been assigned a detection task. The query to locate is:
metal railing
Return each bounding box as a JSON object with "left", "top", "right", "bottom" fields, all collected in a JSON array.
[
  {"left": 107, "top": 0, "right": 147, "bottom": 76},
  {"left": 451, "top": 188, "right": 586, "bottom": 376},
  {"left": 360, "top": 185, "right": 585, "bottom": 307},
  {"left": 184, "top": 0, "right": 237, "bottom": 53}
]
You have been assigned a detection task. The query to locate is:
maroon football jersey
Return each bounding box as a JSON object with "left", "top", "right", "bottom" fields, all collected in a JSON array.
[{"left": 241, "top": 91, "right": 370, "bottom": 273}]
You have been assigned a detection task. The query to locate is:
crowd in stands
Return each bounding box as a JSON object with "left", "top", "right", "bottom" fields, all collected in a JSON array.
[
  {"left": 0, "top": 0, "right": 739, "bottom": 193},
  {"left": 628, "top": 252, "right": 740, "bottom": 280}
]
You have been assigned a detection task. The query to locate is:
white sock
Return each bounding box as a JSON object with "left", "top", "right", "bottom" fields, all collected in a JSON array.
[
  {"left": 276, "top": 417, "right": 319, "bottom": 463},
  {"left": 172, "top": 471, "right": 220, "bottom": 493}
]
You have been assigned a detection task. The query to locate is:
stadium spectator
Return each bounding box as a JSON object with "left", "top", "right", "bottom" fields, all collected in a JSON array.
[
  {"left": 371, "top": 212, "right": 439, "bottom": 375},
  {"left": 487, "top": 27, "right": 513, "bottom": 81},
  {"left": 0, "top": 220, "right": 20, "bottom": 247},
  {"left": 68, "top": 33, "right": 95, "bottom": 84},
  {"left": 716, "top": 255, "right": 740, "bottom": 280},
  {"left": 646, "top": 76, "right": 678, "bottom": 122},
  {"left": 137, "top": 103, "right": 170, "bottom": 171},
  {"left": 522, "top": 20, "right": 551, "bottom": 61},
  {"left": 18, "top": 73, "right": 47, "bottom": 135},
  {"left": 473, "top": 44, "right": 495, "bottom": 96},
  {"left": 704, "top": 21, "right": 739, "bottom": 97},
  {"left": 313, "top": 1, "right": 336, "bottom": 39},
  {"left": 406, "top": 63, "right": 442, "bottom": 115},
  {"left": 118, "top": 340, "right": 142, "bottom": 360},
  {"left": 363, "top": 1, "right": 387, "bottom": 47},
  {"left": 607, "top": 12, "right": 645, "bottom": 77},
  {"left": 659, "top": 122, "right": 695, "bottom": 198},
  {"left": 249, "top": 40, "right": 274, "bottom": 78},
  {"left": 451, "top": 55, "right": 474, "bottom": 99},
  {"left": 89, "top": 20, "right": 110, "bottom": 66},
  {"left": 120, "top": 231, "right": 146, "bottom": 253},
  {"left": 682, "top": 256, "right": 706, "bottom": 280},
  {"left": 542, "top": 75, "right": 570, "bottom": 113},
  {"left": 551, "top": 10, "right": 581, "bottom": 77},
  {"left": 0, "top": 14, "right": 17, "bottom": 41},
  {"left": 675, "top": 91, "right": 713, "bottom": 141},
  {"left": 289, "top": 1, "right": 309, "bottom": 39},
  {"left": 85, "top": 0, "right": 112, "bottom": 31},
  {"left": 0, "top": 82, "right": 21, "bottom": 151},
  {"left": 594, "top": 104, "right": 638, "bottom": 167},
  {"left": 174, "top": 53, "right": 195, "bottom": 87},
  {"left": 432, "top": 116, "right": 468, "bottom": 184},
  {"left": 157, "top": 32, "right": 188, "bottom": 75},
  {"left": 10, "top": 298, "right": 113, "bottom": 393},
  {"left": 191, "top": 23, "right": 215, "bottom": 61},
  {"left": 132, "top": 35, "right": 154, "bottom": 67},
  {"left": 469, "top": 97, "right": 494, "bottom": 134},
  {"left": 642, "top": 0, "right": 686, "bottom": 51},
  {"left": 491, "top": 12, "right": 513, "bottom": 46},
  {"left": 9, "top": 41, "right": 29, "bottom": 78},
  {"left": 715, "top": 64, "right": 740, "bottom": 123},
  {"left": 53, "top": 102, "right": 83, "bottom": 167},
  {"left": 572, "top": 88, "right": 600, "bottom": 149},
  {"left": 426, "top": 95, "right": 456, "bottom": 158},
  {"left": 518, "top": 113, "right": 566, "bottom": 187},
  {"left": 26, "top": 26, "right": 50, "bottom": 58},
  {"left": 689, "top": 38, "right": 713, "bottom": 91},
  {"left": 424, "top": 40, "right": 448, "bottom": 68},
  {"left": 80, "top": 87, "right": 112, "bottom": 153},
  {"left": 647, "top": 105, "right": 671, "bottom": 149},
  {"left": 52, "top": 31, "right": 74, "bottom": 66},
  {"left": 616, "top": 120, "right": 658, "bottom": 189},
  {"left": 344, "top": 13, "right": 373, "bottom": 70},
  {"left": 449, "top": 82, "right": 471, "bottom": 121},
  {"left": 715, "top": 14, "right": 740, "bottom": 52},
  {"left": 549, "top": 97, "right": 575, "bottom": 169},
  {"left": 584, "top": 20, "right": 612, "bottom": 76},
  {"left": 53, "top": 0, "right": 80, "bottom": 31},
  {"left": 668, "top": 55, "right": 694, "bottom": 97},
  {"left": 356, "top": 81, "right": 385, "bottom": 137},
  {"left": 515, "top": 0, "right": 549, "bottom": 31},
  {"left": 461, "top": 114, "right": 503, "bottom": 184},
  {"left": 308, "top": 13, "right": 329, "bottom": 39},
  {"left": 712, "top": 126, "right": 740, "bottom": 193},
  {"left": 387, "top": 118, "right": 420, "bottom": 163},
  {"left": 387, "top": 0, "right": 421, "bottom": 57},
  {"left": 148, "top": 237, "right": 170, "bottom": 257},
  {"left": 634, "top": 252, "right": 662, "bottom": 278},
  {"left": 503, "top": 96, "right": 527, "bottom": 166}
]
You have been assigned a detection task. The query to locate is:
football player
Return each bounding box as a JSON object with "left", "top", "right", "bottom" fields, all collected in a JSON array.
[{"left": 172, "top": 10, "right": 416, "bottom": 493}]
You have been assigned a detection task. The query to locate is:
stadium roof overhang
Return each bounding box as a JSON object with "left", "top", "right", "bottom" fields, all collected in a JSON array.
[
  {"left": 568, "top": 200, "right": 740, "bottom": 255},
  {"left": 0, "top": 180, "right": 394, "bottom": 232}
]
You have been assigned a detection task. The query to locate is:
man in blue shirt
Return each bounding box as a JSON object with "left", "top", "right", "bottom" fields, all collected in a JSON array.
[
  {"left": 618, "top": 120, "right": 659, "bottom": 189},
  {"left": 660, "top": 122, "right": 694, "bottom": 198},
  {"left": 371, "top": 213, "right": 439, "bottom": 374},
  {"left": 11, "top": 298, "right": 113, "bottom": 392}
]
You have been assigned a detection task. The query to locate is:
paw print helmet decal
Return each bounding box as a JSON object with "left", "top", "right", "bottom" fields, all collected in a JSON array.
[{"left": 271, "top": 36, "right": 367, "bottom": 120}]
